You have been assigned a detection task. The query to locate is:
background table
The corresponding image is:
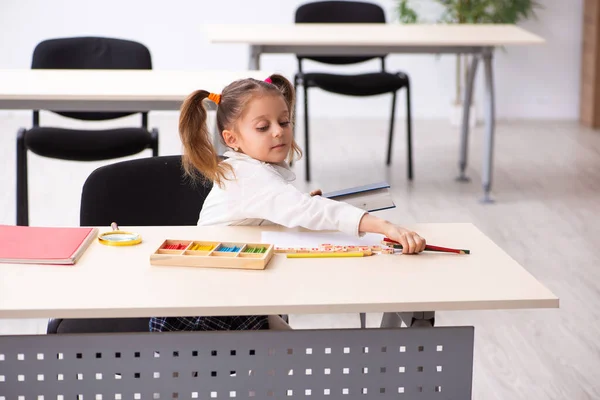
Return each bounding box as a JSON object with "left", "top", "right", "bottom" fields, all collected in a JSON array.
[
  {"left": 0, "top": 69, "right": 268, "bottom": 155},
  {"left": 206, "top": 24, "right": 545, "bottom": 202},
  {"left": 0, "top": 69, "right": 268, "bottom": 112}
]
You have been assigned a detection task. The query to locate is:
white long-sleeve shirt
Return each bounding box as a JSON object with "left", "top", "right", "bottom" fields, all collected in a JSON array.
[{"left": 198, "top": 151, "right": 366, "bottom": 237}]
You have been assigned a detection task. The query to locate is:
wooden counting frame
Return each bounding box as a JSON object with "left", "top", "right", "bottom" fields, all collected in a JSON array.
[{"left": 150, "top": 240, "right": 274, "bottom": 270}]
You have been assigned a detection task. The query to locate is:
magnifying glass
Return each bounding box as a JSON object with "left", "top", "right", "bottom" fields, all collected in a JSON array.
[{"left": 98, "top": 222, "right": 142, "bottom": 246}]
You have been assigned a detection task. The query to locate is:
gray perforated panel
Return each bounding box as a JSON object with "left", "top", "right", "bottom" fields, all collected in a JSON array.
[{"left": 0, "top": 327, "right": 474, "bottom": 399}]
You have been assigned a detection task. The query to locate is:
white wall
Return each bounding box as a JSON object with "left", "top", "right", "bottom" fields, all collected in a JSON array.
[{"left": 0, "top": 0, "right": 583, "bottom": 120}]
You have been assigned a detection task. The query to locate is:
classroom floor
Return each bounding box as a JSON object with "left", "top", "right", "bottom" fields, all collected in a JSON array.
[{"left": 0, "top": 112, "right": 599, "bottom": 399}]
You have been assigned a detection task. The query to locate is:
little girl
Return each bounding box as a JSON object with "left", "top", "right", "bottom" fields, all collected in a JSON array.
[{"left": 149, "top": 74, "right": 425, "bottom": 332}]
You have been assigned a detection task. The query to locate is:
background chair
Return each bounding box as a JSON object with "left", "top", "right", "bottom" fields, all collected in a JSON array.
[
  {"left": 294, "top": 1, "right": 413, "bottom": 182},
  {"left": 17, "top": 36, "right": 159, "bottom": 226},
  {"left": 79, "top": 155, "right": 211, "bottom": 227},
  {"left": 47, "top": 155, "right": 213, "bottom": 334}
]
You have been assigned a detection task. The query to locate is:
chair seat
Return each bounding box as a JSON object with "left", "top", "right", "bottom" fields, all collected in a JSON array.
[
  {"left": 299, "top": 71, "right": 409, "bottom": 96},
  {"left": 47, "top": 318, "right": 151, "bottom": 334},
  {"left": 25, "top": 126, "right": 154, "bottom": 161}
]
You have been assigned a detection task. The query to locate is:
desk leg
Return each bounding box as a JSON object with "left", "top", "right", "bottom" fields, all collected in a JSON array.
[
  {"left": 380, "top": 311, "right": 435, "bottom": 328},
  {"left": 457, "top": 55, "right": 480, "bottom": 183},
  {"left": 481, "top": 48, "right": 496, "bottom": 203},
  {"left": 249, "top": 45, "right": 261, "bottom": 70}
]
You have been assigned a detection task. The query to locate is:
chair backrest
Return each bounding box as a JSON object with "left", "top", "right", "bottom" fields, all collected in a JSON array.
[
  {"left": 32, "top": 36, "right": 152, "bottom": 122},
  {"left": 48, "top": 156, "right": 211, "bottom": 334},
  {"left": 80, "top": 155, "right": 212, "bottom": 227},
  {"left": 295, "top": 1, "right": 386, "bottom": 66}
]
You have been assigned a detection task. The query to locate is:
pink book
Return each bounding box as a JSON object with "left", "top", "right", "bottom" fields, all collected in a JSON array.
[{"left": 0, "top": 225, "right": 98, "bottom": 265}]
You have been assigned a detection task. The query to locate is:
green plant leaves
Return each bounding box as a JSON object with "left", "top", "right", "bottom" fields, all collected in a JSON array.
[{"left": 395, "top": 0, "right": 541, "bottom": 24}]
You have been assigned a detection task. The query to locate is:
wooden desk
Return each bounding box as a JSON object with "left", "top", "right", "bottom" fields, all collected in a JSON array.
[
  {"left": 0, "top": 69, "right": 269, "bottom": 112},
  {"left": 206, "top": 24, "right": 545, "bottom": 202},
  {"left": 0, "top": 224, "right": 558, "bottom": 319}
]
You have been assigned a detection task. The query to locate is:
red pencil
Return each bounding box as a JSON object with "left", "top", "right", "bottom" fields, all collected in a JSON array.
[{"left": 383, "top": 238, "right": 470, "bottom": 254}]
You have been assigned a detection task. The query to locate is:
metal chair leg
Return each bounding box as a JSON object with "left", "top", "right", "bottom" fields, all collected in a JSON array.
[
  {"left": 150, "top": 128, "right": 159, "bottom": 157},
  {"left": 360, "top": 312, "right": 366, "bottom": 329},
  {"left": 406, "top": 80, "right": 413, "bottom": 181},
  {"left": 380, "top": 312, "right": 435, "bottom": 328},
  {"left": 16, "top": 128, "right": 29, "bottom": 226},
  {"left": 291, "top": 76, "right": 299, "bottom": 167},
  {"left": 303, "top": 85, "right": 311, "bottom": 182},
  {"left": 386, "top": 91, "right": 397, "bottom": 166},
  {"left": 293, "top": 76, "right": 298, "bottom": 137}
]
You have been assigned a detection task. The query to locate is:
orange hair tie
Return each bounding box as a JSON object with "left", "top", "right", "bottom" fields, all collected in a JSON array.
[{"left": 208, "top": 92, "right": 221, "bottom": 104}]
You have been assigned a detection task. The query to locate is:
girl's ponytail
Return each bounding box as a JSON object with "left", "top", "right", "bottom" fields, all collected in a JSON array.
[{"left": 179, "top": 90, "right": 232, "bottom": 186}]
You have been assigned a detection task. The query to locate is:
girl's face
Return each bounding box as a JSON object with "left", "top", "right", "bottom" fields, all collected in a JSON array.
[{"left": 223, "top": 94, "right": 293, "bottom": 164}]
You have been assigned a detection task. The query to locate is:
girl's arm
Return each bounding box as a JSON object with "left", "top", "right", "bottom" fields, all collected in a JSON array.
[
  {"left": 239, "top": 168, "right": 425, "bottom": 253},
  {"left": 309, "top": 188, "right": 425, "bottom": 254},
  {"left": 241, "top": 175, "right": 366, "bottom": 237}
]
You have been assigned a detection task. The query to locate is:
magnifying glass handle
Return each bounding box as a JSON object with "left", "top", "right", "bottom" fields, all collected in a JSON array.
[{"left": 111, "top": 222, "right": 119, "bottom": 231}]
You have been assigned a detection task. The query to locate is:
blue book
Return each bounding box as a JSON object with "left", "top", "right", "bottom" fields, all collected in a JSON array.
[{"left": 322, "top": 182, "right": 395, "bottom": 213}]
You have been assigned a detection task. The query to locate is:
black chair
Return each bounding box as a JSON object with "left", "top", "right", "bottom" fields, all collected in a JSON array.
[
  {"left": 47, "top": 317, "right": 151, "bottom": 334},
  {"left": 294, "top": 1, "right": 413, "bottom": 181},
  {"left": 47, "top": 156, "right": 213, "bottom": 334},
  {"left": 79, "top": 156, "right": 211, "bottom": 227},
  {"left": 17, "top": 36, "right": 160, "bottom": 226}
]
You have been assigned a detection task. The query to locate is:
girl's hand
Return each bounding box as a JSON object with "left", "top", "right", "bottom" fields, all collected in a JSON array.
[
  {"left": 309, "top": 189, "right": 322, "bottom": 197},
  {"left": 384, "top": 225, "right": 426, "bottom": 254}
]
